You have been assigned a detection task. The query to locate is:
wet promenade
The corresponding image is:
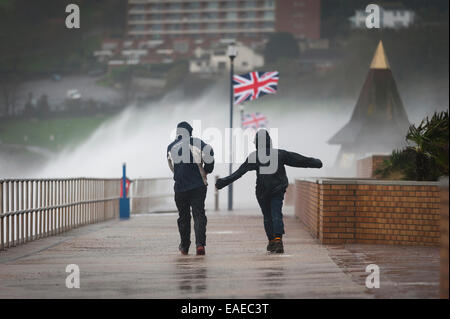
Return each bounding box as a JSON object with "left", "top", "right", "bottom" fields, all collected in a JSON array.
[{"left": 0, "top": 209, "right": 439, "bottom": 298}]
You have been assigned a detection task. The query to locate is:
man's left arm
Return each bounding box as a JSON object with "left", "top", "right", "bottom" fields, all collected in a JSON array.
[{"left": 282, "top": 150, "right": 323, "bottom": 168}]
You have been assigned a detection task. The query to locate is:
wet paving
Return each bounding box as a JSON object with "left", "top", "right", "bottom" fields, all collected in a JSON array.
[
  {"left": 0, "top": 209, "right": 440, "bottom": 298},
  {"left": 326, "top": 244, "right": 440, "bottom": 298}
]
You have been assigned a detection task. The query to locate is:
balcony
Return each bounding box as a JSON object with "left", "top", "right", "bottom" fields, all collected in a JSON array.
[
  {"left": 128, "top": 27, "right": 275, "bottom": 36},
  {"left": 129, "top": 4, "right": 274, "bottom": 15},
  {"left": 128, "top": 17, "right": 275, "bottom": 25}
]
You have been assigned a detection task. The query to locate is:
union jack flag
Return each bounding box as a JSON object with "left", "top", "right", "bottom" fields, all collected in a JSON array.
[
  {"left": 242, "top": 112, "right": 268, "bottom": 130},
  {"left": 233, "top": 71, "right": 279, "bottom": 105}
]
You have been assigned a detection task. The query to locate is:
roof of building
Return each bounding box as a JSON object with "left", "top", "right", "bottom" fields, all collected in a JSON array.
[
  {"left": 328, "top": 41, "right": 410, "bottom": 146},
  {"left": 370, "top": 41, "right": 391, "bottom": 70}
]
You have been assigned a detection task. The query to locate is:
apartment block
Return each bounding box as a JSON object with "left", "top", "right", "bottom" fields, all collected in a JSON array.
[{"left": 127, "top": 0, "right": 320, "bottom": 42}]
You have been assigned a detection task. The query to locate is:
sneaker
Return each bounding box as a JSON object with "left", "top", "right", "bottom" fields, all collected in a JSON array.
[
  {"left": 272, "top": 237, "right": 284, "bottom": 254},
  {"left": 267, "top": 239, "right": 277, "bottom": 252},
  {"left": 179, "top": 244, "right": 189, "bottom": 255},
  {"left": 196, "top": 246, "right": 205, "bottom": 255}
]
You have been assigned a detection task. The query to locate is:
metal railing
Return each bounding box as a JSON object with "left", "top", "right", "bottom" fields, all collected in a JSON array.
[
  {"left": 1, "top": 176, "right": 220, "bottom": 251},
  {"left": 0, "top": 178, "right": 121, "bottom": 251}
]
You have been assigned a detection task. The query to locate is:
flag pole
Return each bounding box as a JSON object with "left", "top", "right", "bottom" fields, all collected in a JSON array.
[
  {"left": 227, "top": 44, "right": 236, "bottom": 211},
  {"left": 239, "top": 104, "right": 244, "bottom": 128}
]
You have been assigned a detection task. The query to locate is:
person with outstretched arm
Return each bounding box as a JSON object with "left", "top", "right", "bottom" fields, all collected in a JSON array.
[
  {"left": 215, "top": 129, "right": 322, "bottom": 254},
  {"left": 167, "top": 121, "right": 214, "bottom": 256}
]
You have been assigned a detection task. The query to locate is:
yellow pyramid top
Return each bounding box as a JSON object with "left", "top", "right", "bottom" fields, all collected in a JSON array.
[{"left": 370, "top": 41, "right": 391, "bottom": 70}]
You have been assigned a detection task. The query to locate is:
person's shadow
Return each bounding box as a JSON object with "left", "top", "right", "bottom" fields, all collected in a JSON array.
[
  {"left": 174, "top": 256, "right": 208, "bottom": 295},
  {"left": 260, "top": 265, "right": 287, "bottom": 298}
]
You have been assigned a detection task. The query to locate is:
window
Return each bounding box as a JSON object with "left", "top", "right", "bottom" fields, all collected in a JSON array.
[
  {"left": 227, "top": 12, "right": 238, "bottom": 19},
  {"left": 174, "top": 42, "right": 189, "bottom": 53},
  {"left": 169, "top": 3, "right": 181, "bottom": 10},
  {"left": 167, "top": 14, "right": 181, "bottom": 20},
  {"left": 186, "top": 2, "right": 200, "bottom": 9},
  {"left": 204, "top": 12, "right": 219, "bottom": 19},
  {"left": 132, "top": 4, "right": 146, "bottom": 10},
  {"left": 223, "top": 2, "right": 237, "bottom": 9},
  {"left": 167, "top": 24, "right": 181, "bottom": 30},
  {"left": 150, "top": 14, "right": 163, "bottom": 20},
  {"left": 264, "top": 11, "right": 274, "bottom": 19},
  {"left": 243, "top": 22, "right": 254, "bottom": 29},
  {"left": 243, "top": 1, "right": 257, "bottom": 9},
  {"left": 224, "top": 23, "right": 237, "bottom": 29},
  {"left": 265, "top": 0, "right": 274, "bottom": 8},
  {"left": 132, "top": 25, "right": 146, "bottom": 31},
  {"left": 188, "top": 13, "right": 201, "bottom": 20},
  {"left": 130, "top": 14, "right": 145, "bottom": 21},
  {"left": 207, "top": 2, "right": 219, "bottom": 9},
  {"left": 207, "top": 23, "right": 219, "bottom": 30}
]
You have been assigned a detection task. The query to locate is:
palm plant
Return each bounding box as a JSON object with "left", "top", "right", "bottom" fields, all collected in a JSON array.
[{"left": 375, "top": 110, "right": 449, "bottom": 181}]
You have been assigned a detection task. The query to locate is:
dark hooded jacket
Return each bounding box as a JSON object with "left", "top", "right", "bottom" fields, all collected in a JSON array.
[
  {"left": 216, "top": 130, "right": 322, "bottom": 199},
  {"left": 167, "top": 122, "right": 214, "bottom": 193}
]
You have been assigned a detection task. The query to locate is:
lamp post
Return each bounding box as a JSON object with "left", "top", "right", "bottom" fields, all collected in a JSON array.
[{"left": 227, "top": 43, "right": 237, "bottom": 211}]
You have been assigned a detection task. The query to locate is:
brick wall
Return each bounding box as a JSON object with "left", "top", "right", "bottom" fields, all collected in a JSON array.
[
  {"left": 357, "top": 155, "right": 390, "bottom": 178},
  {"left": 284, "top": 184, "right": 295, "bottom": 206},
  {"left": 440, "top": 178, "right": 449, "bottom": 299},
  {"left": 295, "top": 180, "right": 320, "bottom": 238},
  {"left": 294, "top": 179, "right": 441, "bottom": 246}
]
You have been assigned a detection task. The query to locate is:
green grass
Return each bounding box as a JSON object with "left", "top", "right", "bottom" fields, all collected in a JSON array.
[{"left": 0, "top": 115, "right": 112, "bottom": 152}]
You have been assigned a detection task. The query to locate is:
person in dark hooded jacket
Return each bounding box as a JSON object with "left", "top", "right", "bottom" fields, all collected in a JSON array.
[
  {"left": 215, "top": 129, "right": 322, "bottom": 253},
  {"left": 167, "top": 121, "right": 214, "bottom": 255}
]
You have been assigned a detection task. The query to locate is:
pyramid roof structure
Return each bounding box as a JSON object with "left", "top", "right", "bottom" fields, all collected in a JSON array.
[{"left": 328, "top": 41, "right": 410, "bottom": 150}]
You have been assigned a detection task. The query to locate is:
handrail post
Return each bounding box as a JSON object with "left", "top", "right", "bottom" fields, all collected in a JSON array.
[
  {"left": 119, "top": 163, "right": 130, "bottom": 220},
  {"left": 5, "top": 182, "right": 9, "bottom": 248},
  {"left": 0, "top": 181, "right": 3, "bottom": 251}
]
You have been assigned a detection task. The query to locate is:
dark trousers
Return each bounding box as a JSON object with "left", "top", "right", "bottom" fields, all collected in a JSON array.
[
  {"left": 175, "top": 186, "right": 207, "bottom": 250},
  {"left": 257, "top": 192, "right": 285, "bottom": 241}
]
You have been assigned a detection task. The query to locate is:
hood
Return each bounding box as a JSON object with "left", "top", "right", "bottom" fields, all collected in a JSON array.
[
  {"left": 176, "top": 121, "right": 193, "bottom": 139},
  {"left": 254, "top": 129, "right": 272, "bottom": 150}
]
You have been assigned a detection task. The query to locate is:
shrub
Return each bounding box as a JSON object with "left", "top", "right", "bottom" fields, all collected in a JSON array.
[{"left": 375, "top": 110, "right": 449, "bottom": 181}]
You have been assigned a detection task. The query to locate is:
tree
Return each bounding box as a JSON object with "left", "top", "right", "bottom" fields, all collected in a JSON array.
[
  {"left": 264, "top": 32, "right": 300, "bottom": 65},
  {"left": 376, "top": 110, "right": 449, "bottom": 181}
]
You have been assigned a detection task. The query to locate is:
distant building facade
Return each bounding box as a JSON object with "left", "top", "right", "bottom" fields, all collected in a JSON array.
[
  {"left": 189, "top": 41, "right": 264, "bottom": 74},
  {"left": 275, "top": 0, "right": 320, "bottom": 39},
  {"left": 350, "top": 5, "right": 415, "bottom": 29},
  {"left": 95, "top": 1, "right": 321, "bottom": 68},
  {"left": 127, "top": 0, "right": 321, "bottom": 42}
]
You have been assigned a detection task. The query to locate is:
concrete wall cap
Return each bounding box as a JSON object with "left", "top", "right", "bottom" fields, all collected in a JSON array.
[{"left": 295, "top": 177, "right": 441, "bottom": 187}]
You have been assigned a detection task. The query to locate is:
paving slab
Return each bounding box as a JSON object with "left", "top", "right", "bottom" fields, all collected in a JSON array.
[{"left": 0, "top": 209, "right": 439, "bottom": 299}]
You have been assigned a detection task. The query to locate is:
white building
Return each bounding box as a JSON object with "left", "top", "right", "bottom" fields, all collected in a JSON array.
[
  {"left": 350, "top": 6, "right": 415, "bottom": 29},
  {"left": 190, "top": 42, "right": 264, "bottom": 74}
]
